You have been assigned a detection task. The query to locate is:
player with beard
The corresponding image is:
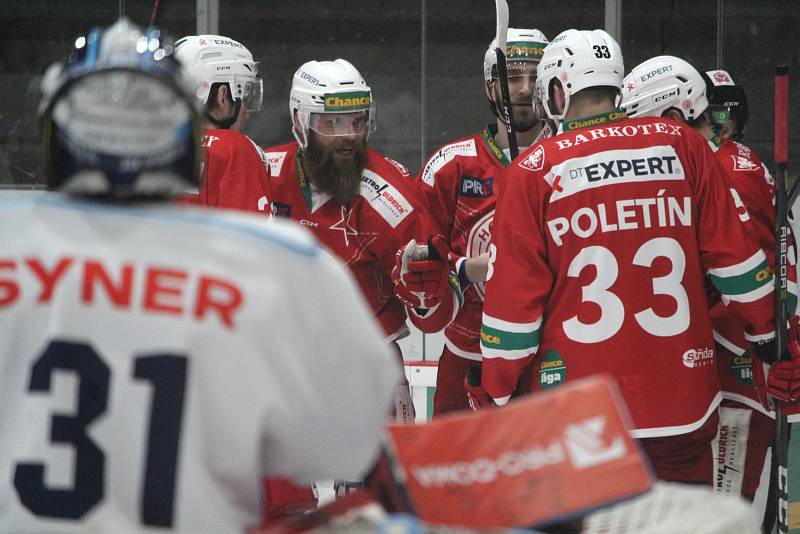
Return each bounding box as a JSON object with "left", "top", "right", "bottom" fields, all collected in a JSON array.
[
  {"left": 260, "top": 59, "right": 459, "bottom": 523},
  {"left": 415, "top": 28, "right": 551, "bottom": 415},
  {"left": 174, "top": 34, "right": 271, "bottom": 214}
]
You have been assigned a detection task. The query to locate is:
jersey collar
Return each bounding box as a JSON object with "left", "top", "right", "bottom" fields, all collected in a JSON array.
[
  {"left": 482, "top": 124, "right": 511, "bottom": 167},
  {"left": 707, "top": 133, "right": 725, "bottom": 152},
  {"left": 559, "top": 109, "right": 627, "bottom": 133},
  {"left": 295, "top": 150, "right": 313, "bottom": 210}
]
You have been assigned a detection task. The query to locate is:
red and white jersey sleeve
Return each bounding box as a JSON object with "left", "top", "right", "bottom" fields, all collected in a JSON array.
[
  {"left": 481, "top": 115, "right": 774, "bottom": 436},
  {"left": 708, "top": 137, "right": 800, "bottom": 415},
  {"left": 198, "top": 128, "right": 273, "bottom": 218},
  {"left": 415, "top": 126, "right": 510, "bottom": 356},
  {"left": 263, "top": 141, "right": 431, "bottom": 340}
]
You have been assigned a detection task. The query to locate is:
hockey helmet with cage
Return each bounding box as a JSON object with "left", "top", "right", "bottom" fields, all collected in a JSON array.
[
  {"left": 288, "top": 59, "right": 376, "bottom": 149},
  {"left": 174, "top": 34, "right": 262, "bottom": 129},
  {"left": 483, "top": 28, "right": 549, "bottom": 82},
  {"left": 704, "top": 69, "right": 749, "bottom": 140},
  {"left": 620, "top": 56, "right": 709, "bottom": 122},
  {"left": 39, "top": 18, "right": 203, "bottom": 198}
]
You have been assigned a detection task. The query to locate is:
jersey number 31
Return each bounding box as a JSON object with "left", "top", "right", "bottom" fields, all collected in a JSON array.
[{"left": 13, "top": 340, "right": 187, "bottom": 528}]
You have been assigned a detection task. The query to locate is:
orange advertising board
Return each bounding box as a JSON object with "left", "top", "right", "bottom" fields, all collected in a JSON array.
[{"left": 386, "top": 374, "right": 652, "bottom": 530}]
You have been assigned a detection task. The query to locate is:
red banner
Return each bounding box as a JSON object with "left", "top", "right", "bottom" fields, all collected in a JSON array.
[{"left": 386, "top": 374, "right": 652, "bottom": 530}]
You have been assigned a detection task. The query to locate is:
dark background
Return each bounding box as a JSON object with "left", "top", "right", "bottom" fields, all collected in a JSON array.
[{"left": 1, "top": 1, "right": 799, "bottom": 186}]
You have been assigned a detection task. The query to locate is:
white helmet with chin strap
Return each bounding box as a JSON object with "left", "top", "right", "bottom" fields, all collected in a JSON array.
[
  {"left": 483, "top": 28, "right": 549, "bottom": 82},
  {"left": 534, "top": 29, "right": 623, "bottom": 125},
  {"left": 620, "top": 55, "right": 708, "bottom": 121},
  {"left": 174, "top": 34, "right": 262, "bottom": 128},
  {"left": 289, "top": 59, "right": 376, "bottom": 149}
]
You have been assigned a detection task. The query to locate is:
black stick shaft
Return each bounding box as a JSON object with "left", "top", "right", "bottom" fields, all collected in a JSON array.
[{"left": 495, "top": 48, "right": 519, "bottom": 160}]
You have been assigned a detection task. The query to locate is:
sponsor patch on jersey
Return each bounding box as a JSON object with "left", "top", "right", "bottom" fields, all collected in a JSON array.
[
  {"left": 546, "top": 146, "right": 685, "bottom": 203},
  {"left": 459, "top": 175, "right": 494, "bottom": 198},
  {"left": 271, "top": 202, "right": 292, "bottom": 218},
  {"left": 421, "top": 139, "right": 477, "bottom": 186},
  {"left": 266, "top": 151, "right": 287, "bottom": 176},
  {"left": 384, "top": 156, "right": 411, "bottom": 177},
  {"left": 731, "top": 155, "right": 758, "bottom": 172},
  {"left": 731, "top": 352, "right": 754, "bottom": 385},
  {"left": 520, "top": 145, "right": 546, "bottom": 172},
  {"left": 682, "top": 346, "right": 714, "bottom": 368},
  {"left": 359, "top": 169, "right": 413, "bottom": 228},
  {"left": 538, "top": 349, "right": 566, "bottom": 389}
]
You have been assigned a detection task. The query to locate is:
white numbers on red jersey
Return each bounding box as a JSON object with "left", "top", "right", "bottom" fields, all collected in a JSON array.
[
  {"left": 562, "top": 238, "right": 690, "bottom": 343},
  {"left": 728, "top": 188, "right": 751, "bottom": 222}
]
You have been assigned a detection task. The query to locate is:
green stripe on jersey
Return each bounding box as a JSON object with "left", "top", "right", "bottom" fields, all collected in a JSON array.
[
  {"left": 480, "top": 324, "right": 540, "bottom": 351},
  {"left": 709, "top": 259, "right": 772, "bottom": 296}
]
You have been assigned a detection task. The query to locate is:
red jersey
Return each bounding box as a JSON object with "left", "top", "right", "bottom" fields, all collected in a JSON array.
[
  {"left": 263, "top": 141, "right": 428, "bottom": 341},
  {"left": 481, "top": 112, "right": 775, "bottom": 436},
  {"left": 708, "top": 136, "right": 799, "bottom": 417},
  {"left": 417, "top": 124, "right": 552, "bottom": 360},
  {"left": 198, "top": 129, "right": 272, "bottom": 216}
]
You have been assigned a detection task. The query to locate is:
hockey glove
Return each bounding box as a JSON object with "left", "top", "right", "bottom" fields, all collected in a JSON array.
[
  {"left": 464, "top": 366, "right": 495, "bottom": 411},
  {"left": 767, "top": 316, "right": 800, "bottom": 402},
  {"left": 391, "top": 235, "right": 450, "bottom": 310}
]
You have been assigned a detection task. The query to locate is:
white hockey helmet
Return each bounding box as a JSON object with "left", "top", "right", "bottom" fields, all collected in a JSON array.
[
  {"left": 534, "top": 29, "right": 623, "bottom": 124},
  {"left": 483, "top": 28, "right": 549, "bottom": 82},
  {"left": 174, "top": 34, "right": 262, "bottom": 112},
  {"left": 620, "top": 56, "right": 708, "bottom": 121},
  {"left": 289, "top": 59, "right": 376, "bottom": 148}
]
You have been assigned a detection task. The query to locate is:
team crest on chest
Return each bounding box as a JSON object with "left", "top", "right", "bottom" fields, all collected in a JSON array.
[
  {"left": 731, "top": 155, "right": 757, "bottom": 172},
  {"left": 329, "top": 206, "right": 359, "bottom": 246},
  {"left": 466, "top": 210, "right": 494, "bottom": 300}
]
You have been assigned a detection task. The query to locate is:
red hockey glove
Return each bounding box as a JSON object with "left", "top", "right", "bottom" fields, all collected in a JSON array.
[
  {"left": 768, "top": 317, "right": 800, "bottom": 402},
  {"left": 464, "top": 366, "right": 495, "bottom": 411},
  {"left": 392, "top": 235, "right": 450, "bottom": 310}
]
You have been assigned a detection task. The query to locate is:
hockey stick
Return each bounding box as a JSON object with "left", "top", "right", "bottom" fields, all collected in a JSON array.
[
  {"left": 494, "top": 0, "right": 519, "bottom": 160},
  {"left": 773, "top": 63, "right": 790, "bottom": 534},
  {"left": 149, "top": 0, "right": 161, "bottom": 26}
]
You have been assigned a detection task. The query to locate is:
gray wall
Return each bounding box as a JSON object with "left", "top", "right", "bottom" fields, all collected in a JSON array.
[{"left": 1, "top": 1, "right": 798, "bottom": 185}]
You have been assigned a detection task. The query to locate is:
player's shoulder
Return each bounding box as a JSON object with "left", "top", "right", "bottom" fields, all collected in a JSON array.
[
  {"left": 418, "top": 131, "right": 483, "bottom": 186},
  {"left": 365, "top": 148, "right": 413, "bottom": 181},
  {"left": 262, "top": 141, "right": 298, "bottom": 177}
]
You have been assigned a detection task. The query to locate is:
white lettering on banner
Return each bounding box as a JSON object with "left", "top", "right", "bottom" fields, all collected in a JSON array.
[
  {"left": 265, "top": 152, "right": 287, "bottom": 176},
  {"left": 359, "top": 169, "right": 413, "bottom": 228},
  {"left": 420, "top": 140, "right": 477, "bottom": 186},
  {"left": 410, "top": 441, "right": 565, "bottom": 488},
  {"left": 563, "top": 416, "right": 627, "bottom": 469},
  {"left": 546, "top": 146, "right": 684, "bottom": 202},
  {"left": 547, "top": 191, "right": 692, "bottom": 247},
  {"left": 555, "top": 122, "right": 682, "bottom": 151},
  {"left": 409, "top": 416, "right": 629, "bottom": 487}
]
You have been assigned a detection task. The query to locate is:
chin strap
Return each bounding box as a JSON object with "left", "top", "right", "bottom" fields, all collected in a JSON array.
[{"left": 205, "top": 99, "right": 242, "bottom": 130}]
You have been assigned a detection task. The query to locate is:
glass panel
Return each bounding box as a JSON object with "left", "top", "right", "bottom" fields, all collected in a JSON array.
[
  {"left": 720, "top": 0, "right": 800, "bottom": 169},
  {"left": 0, "top": 1, "right": 196, "bottom": 188},
  {"left": 219, "top": 0, "right": 423, "bottom": 170}
]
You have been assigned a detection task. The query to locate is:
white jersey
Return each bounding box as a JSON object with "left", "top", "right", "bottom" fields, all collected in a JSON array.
[{"left": 0, "top": 193, "right": 399, "bottom": 533}]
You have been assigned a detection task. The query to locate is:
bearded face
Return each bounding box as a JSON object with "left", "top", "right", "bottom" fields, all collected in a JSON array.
[
  {"left": 490, "top": 60, "right": 539, "bottom": 133},
  {"left": 303, "top": 131, "right": 368, "bottom": 204}
]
